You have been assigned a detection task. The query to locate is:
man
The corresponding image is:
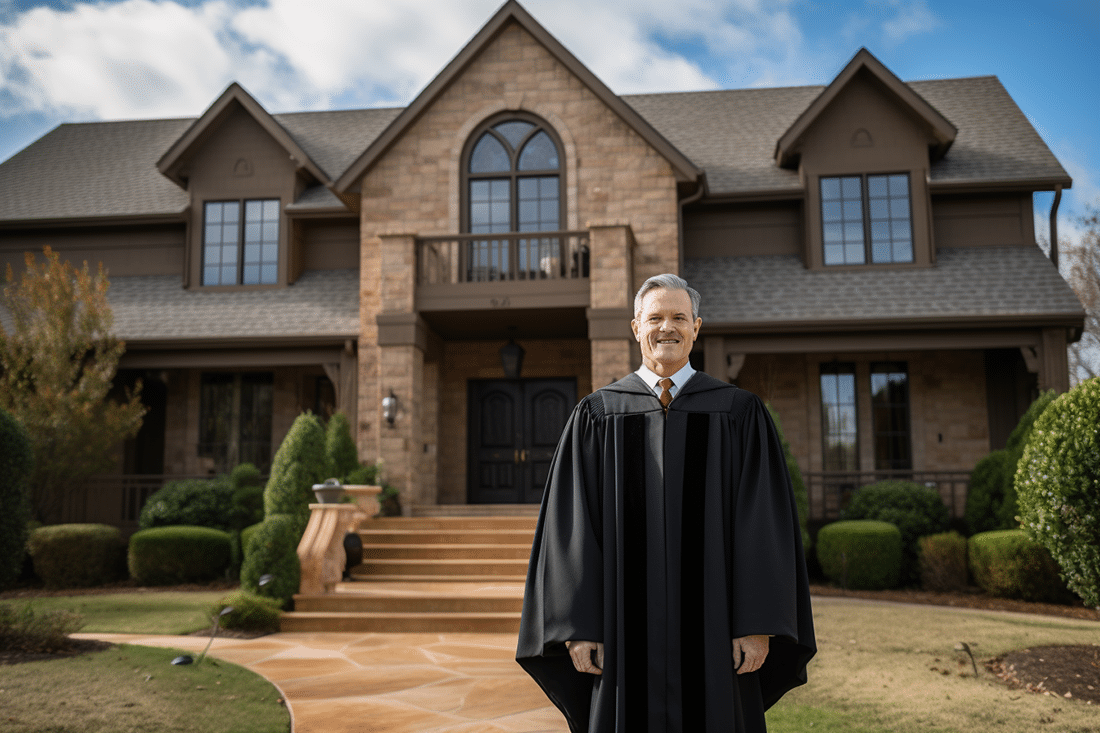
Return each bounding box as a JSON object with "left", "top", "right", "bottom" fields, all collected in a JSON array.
[{"left": 517, "top": 274, "right": 815, "bottom": 733}]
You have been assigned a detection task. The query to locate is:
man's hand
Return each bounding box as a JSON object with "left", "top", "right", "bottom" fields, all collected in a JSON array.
[
  {"left": 732, "top": 635, "right": 769, "bottom": 674},
  {"left": 565, "top": 640, "right": 604, "bottom": 675}
]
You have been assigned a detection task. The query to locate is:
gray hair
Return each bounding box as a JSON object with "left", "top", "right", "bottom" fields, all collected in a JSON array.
[{"left": 633, "top": 274, "right": 701, "bottom": 321}]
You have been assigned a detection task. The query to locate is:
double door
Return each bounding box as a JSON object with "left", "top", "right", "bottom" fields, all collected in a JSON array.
[{"left": 468, "top": 378, "right": 576, "bottom": 504}]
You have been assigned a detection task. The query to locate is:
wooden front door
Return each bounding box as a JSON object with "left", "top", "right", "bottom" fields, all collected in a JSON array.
[{"left": 468, "top": 378, "right": 576, "bottom": 504}]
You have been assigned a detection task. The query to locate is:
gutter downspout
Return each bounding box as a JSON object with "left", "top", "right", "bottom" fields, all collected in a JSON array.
[
  {"left": 677, "top": 177, "right": 706, "bottom": 276},
  {"left": 1049, "top": 184, "right": 1062, "bottom": 270}
]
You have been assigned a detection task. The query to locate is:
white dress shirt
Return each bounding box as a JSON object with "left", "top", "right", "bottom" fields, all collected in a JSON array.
[{"left": 635, "top": 361, "right": 696, "bottom": 402}]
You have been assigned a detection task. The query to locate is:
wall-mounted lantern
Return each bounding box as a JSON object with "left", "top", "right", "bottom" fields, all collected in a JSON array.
[
  {"left": 500, "top": 339, "right": 525, "bottom": 379},
  {"left": 382, "top": 390, "right": 398, "bottom": 426}
]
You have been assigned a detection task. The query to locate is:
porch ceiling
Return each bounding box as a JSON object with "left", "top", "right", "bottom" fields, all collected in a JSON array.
[{"left": 419, "top": 306, "right": 588, "bottom": 340}]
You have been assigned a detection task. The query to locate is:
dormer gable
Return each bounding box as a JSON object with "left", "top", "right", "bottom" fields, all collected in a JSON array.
[
  {"left": 333, "top": 0, "right": 702, "bottom": 195},
  {"left": 158, "top": 82, "right": 328, "bottom": 188},
  {"left": 775, "top": 48, "right": 956, "bottom": 170}
]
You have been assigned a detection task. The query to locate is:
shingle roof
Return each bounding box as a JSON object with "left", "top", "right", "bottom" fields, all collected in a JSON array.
[
  {"left": 106, "top": 269, "right": 359, "bottom": 342},
  {"left": 623, "top": 76, "right": 1070, "bottom": 196},
  {"left": 686, "top": 246, "right": 1084, "bottom": 327},
  {"left": 0, "top": 119, "right": 192, "bottom": 221},
  {"left": 0, "top": 75, "right": 1069, "bottom": 222}
]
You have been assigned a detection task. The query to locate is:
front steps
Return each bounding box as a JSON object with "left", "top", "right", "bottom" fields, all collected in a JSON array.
[{"left": 283, "top": 515, "right": 537, "bottom": 633}]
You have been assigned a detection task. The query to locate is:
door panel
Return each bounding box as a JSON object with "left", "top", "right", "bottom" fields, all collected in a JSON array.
[{"left": 468, "top": 378, "right": 576, "bottom": 504}]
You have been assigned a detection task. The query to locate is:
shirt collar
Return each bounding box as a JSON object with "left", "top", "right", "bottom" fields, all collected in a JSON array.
[{"left": 635, "top": 361, "right": 696, "bottom": 398}]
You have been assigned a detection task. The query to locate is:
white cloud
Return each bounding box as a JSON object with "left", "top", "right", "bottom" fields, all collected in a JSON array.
[
  {"left": 0, "top": 0, "right": 822, "bottom": 127},
  {"left": 879, "top": 0, "right": 940, "bottom": 43}
]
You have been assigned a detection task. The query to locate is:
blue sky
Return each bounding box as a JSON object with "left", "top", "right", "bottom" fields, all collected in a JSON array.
[{"left": 1, "top": 0, "right": 1097, "bottom": 238}]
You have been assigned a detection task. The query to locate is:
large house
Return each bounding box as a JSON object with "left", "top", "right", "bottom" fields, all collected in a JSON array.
[{"left": 0, "top": 1, "right": 1083, "bottom": 528}]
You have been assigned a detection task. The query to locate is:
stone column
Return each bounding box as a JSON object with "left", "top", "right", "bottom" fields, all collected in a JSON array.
[
  {"left": 1039, "top": 327, "right": 1071, "bottom": 393},
  {"left": 587, "top": 222, "right": 636, "bottom": 388}
]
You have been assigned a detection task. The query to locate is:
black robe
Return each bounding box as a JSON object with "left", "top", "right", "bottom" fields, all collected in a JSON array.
[{"left": 516, "top": 371, "right": 816, "bottom": 733}]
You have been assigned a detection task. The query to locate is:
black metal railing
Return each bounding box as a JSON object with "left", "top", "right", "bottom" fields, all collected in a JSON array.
[
  {"left": 802, "top": 470, "right": 971, "bottom": 521},
  {"left": 62, "top": 474, "right": 231, "bottom": 532},
  {"left": 417, "top": 230, "right": 590, "bottom": 285}
]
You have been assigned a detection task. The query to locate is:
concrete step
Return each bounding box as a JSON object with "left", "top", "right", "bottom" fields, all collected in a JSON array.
[
  {"left": 280, "top": 611, "right": 521, "bottom": 633},
  {"left": 294, "top": 593, "right": 522, "bottom": 613},
  {"left": 360, "top": 529, "right": 535, "bottom": 545},
  {"left": 350, "top": 573, "right": 528, "bottom": 583},
  {"left": 362, "top": 543, "right": 532, "bottom": 560},
  {"left": 411, "top": 504, "right": 541, "bottom": 517},
  {"left": 367, "top": 516, "right": 538, "bottom": 531},
  {"left": 354, "top": 558, "right": 530, "bottom": 577}
]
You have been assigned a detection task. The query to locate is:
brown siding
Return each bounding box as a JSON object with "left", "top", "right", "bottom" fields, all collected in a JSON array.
[
  {"left": 683, "top": 201, "right": 802, "bottom": 258},
  {"left": 932, "top": 193, "right": 1035, "bottom": 247},
  {"left": 0, "top": 224, "right": 185, "bottom": 277},
  {"left": 301, "top": 220, "right": 360, "bottom": 270}
]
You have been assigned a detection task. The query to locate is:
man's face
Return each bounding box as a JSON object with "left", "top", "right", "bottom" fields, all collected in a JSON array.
[{"left": 631, "top": 287, "right": 702, "bottom": 376}]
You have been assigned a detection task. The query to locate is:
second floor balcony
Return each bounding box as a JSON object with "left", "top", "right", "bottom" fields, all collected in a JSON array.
[{"left": 416, "top": 230, "right": 590, "bottom": 312}]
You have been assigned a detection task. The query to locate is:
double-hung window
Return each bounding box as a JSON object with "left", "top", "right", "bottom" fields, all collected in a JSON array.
[
  {"left": 821, "top": 174, "right": 912, "bottom": 266},
  {"left": 203, "top": 199, "right": 280, "bottom": 286}
]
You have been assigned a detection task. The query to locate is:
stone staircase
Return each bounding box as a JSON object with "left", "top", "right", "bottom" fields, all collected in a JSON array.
[{"left": 282, "top": 512, "right": 537, "bottom": 633}]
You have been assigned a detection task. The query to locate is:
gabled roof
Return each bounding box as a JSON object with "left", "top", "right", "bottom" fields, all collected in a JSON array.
[
  {"left": 157, "top": 83, "right": 329, "bottom": 187},
  {"left": 333, "top": 0, "right": 703, "bottom": 193},
  {"left": 774, "top": 48, "right": 957, "bottom": 169}
]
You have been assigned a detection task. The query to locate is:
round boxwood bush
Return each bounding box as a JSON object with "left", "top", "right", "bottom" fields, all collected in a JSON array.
[
  {"left": 918, "top": 530, "right": 969, "bottom": 592},
  {"left": 968, "top": 529, "right": 1075, "bottom": 603},
  {"left": 210, "top": 590, "right": 282, "bottom": 633},
  {"left": 841, "top": 480, "right": 950, "bottom": 584},
  {"left": 139, "top": 476, "right": 235, "bottom": 531},
  {"left": 240, "top": 515, "right": 301, "bottom": 606},
  {"left": 128, "top": 526, "right": 232, "bottom": 585},
  {"left": 1016, "top": 378, "right": 1100, "bottom": 608},
  {"left": 816, "top": 520, "right": 903, "bottom": 590},
  {"left": 27, "top": 524, "right": 126, "bottom": 589},
  {"left": 0, "top": 408, "right": 33, "bottom": 589}
]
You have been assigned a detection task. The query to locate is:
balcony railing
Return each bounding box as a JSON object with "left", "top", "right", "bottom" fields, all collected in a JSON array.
[
  {"left": 803, "top": 470, "right": 971, "bottom": 521},
  {"left": 417, "top": 231, "right": 590, "bottom": 285}
]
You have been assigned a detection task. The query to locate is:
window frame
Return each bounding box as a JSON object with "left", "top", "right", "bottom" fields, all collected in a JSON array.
[
  {"left": 198, "top": 371, "right": 275, "bottom": 472},
  {"left": 201, "top": 198, "right": 281, "bottom": 287},
  {"left": 459, "top": 112, "right": 566, "bottom": 235},
  {"left": 869, "top": 361, "right": 913, "bottom": 471},
  {"left": 819, "top": 173, "right": 914, "bottom": 267},
  {"left": 820, "top": 362, "right": 860, "bottom": 472}
]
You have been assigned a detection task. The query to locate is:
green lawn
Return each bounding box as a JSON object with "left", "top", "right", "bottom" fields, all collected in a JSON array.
[
  {"left": 1, "top": 590, "right": 228, "bottom": 634},
  {"left": 766, "top": 597, "right": 1100, "bottom": 733},
  {"left": 0, "top": 643, "right": 290, "bottom": 733}
]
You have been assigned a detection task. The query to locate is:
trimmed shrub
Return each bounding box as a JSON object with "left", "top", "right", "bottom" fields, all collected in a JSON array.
[
  {"left": 27, "top": 524, "right": 125, "bottom": 588},
  {"left": 0, "top": 408, "right": 33, "bottom": 588},
  {"left": 263, "top": 412, "right": 327, "bottom": 532},
  {"left": 1016, "top": 378, "right": 1100, "bottom": 608},
  {"left": 345, "top": 463, "right": 379, "bottom": 486},
  {"left": 816, "top": 520, "right": 903, "bottom": 590},
  {"left": 767, "top": 405, "right": 811, "bottom": 553},
  {"left": 919, "top": 531, "right": 969, "bottom": 592},
  {"left": 240, "top": 522, "right": 263, "bottom": 555},
  {"left": 841, "top": 480, "right": 950, "bottom": 584},
  {"left": 0, "top": 603, "right": 84, "bottom": 653},
  {"left": 128, "top": 526, "right": 232, "bottom": 585},
  {"left": 324, "top": 412, "right": 360, "bottom": 481},
  {"left": 210, "top": 590, "right": 282, "bottom": 633},
  {"left": 964, "top": 450, "right": 1013, "bottom": 535},
  {"left": 139, "top": 476, "right": 235, "bottom": 531},
  {"left": 969, "top": 529, "right": 1075, "bottom": 603},
  {"left": 230, "top": 462, "right": 263, "bottom": 490},
  {"left": 240, "top": 515, "right": 301, "bottom": 606}
]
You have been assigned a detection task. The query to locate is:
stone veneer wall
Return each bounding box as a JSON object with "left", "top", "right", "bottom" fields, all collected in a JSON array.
[
  {"left": 355, "top": 20, "right": 682, "bottom": 499},
  {"left": 735, "top": 350, "right": 991, "bottom": 477},
  {"left": 436, "top": 338, "right": 592, "bottom": 505}
]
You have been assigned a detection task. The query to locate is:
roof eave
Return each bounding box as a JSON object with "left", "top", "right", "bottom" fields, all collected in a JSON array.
[
  {"left": 703, "top": 311, "right": 1086, "bottom": 336},
  {"left": 334, "top": 0, "right": 702, "bottom": 193},
  {"left": 0, "top": 210, "right": 189, "bottom": 230}
]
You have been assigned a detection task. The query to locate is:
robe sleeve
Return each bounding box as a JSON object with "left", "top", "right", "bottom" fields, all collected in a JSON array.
[
  {"left": 729, "top": 394, "right": 817, "bottom": 708},
  {"left": 516, "top": 396, "right": 604, "bottom": 732}
]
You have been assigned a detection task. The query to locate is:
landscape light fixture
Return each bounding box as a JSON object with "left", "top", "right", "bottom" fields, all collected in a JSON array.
[
  {"left": 382, "top": 390, "right": 398, "bottom": 426},
  {"left": 171, "top": 605, "right": 235, "bottom": 666}
]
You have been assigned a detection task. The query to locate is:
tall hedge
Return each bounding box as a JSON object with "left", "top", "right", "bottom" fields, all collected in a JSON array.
[
  {"left": 240, "top": 514, "right": 301, "bottom": 606},
  {"left": 965, "top": 390, "right": 1056, "bottom": 534},
  {"left": 263, "top": 412, "right": 327, "bottom": 532},
  {"left": 1016, "top": 379, "right": 1100, "bottom": 608},
  {"left": 324, "top": 411, "right": 360, "bottom": 481},
  {"left": 0, "top": 409, "right": 33, "bottom": 588}
]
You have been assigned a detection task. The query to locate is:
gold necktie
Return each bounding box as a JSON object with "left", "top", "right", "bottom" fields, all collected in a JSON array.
[{"left": 658, "top": 378, "right": 673, "bottom": 410}]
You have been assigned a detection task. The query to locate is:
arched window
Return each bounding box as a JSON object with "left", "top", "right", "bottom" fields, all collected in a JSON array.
[{"left": 461, "top": 114, "right": 565, "bottom": 280}]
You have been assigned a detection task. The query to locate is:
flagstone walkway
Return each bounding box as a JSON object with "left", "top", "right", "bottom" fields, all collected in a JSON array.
[{"left": 75, "top": 631, "right": 568, "bottom": 733}]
